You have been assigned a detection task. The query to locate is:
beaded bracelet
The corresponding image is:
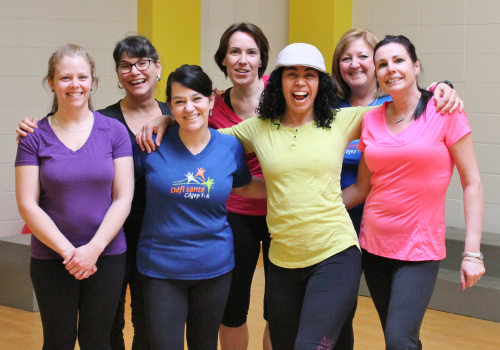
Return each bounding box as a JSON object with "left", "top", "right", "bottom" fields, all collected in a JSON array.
[{"left": 463, "top": 258, "right": 484, "bottom": 265}]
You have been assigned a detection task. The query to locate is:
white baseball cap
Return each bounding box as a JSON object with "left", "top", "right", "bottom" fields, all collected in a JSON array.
[{"left": 275, "top": 43, "right": 326, "bottom": 72}]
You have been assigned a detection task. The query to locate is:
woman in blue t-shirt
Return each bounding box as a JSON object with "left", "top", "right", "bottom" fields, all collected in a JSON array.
[{"left": 134, "top": 64, "right": 266, "bottom": 350}]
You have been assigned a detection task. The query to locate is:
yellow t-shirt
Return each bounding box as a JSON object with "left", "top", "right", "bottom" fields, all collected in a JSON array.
[{"left": 220, "top": 107, "right": 371, "bottom": 268}]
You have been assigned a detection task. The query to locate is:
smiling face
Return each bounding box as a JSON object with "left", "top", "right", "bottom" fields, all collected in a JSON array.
[
  {"left": 374, "top": 42, "right": 420, "bottom": 95},
  {"left": 339, "top": 38, "right": 376, "bottom": 93},
  {"left": 281, "top": 66, "right": 319, "bottom": 119},
  {"left": 169, "top": 82, "right": 214, "bottom": 133},
  {"left": 222, "top": 31, "right": 261, "bottom": 87},
  {"left": 117, "top": 52, "right": 161, "bottom": 99},
  {"left": 48, "top": 55, "right": 93, "bottom": 110}
]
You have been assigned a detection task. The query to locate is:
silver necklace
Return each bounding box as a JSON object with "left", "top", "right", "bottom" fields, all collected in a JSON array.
[
  {"left": 393, "top": 99, "right": 420, "bottom": 124},
  {"left": 395, "top": 115, "right": 407, "bottom": 123},
  {"left": 54, "top": 115, "right": 94, "bottom": 132}
]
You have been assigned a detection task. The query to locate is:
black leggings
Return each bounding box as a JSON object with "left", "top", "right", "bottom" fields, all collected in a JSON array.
[
  {"left": 266, "top": 246, "right": 362, "bottom": 350},
  {"left": 110, "top": 248, "right": 148, "bottom": 350},
  {"left": 362, "top": 250, "right": 440, "bottom": 350},
  {"left": 222, "top": 212, "right": 270, "bottom": 327},
  {"left": 30, "top": 253, "right": 126, "bottom": 350},
  {"left": 141, "top": 271, "right": 232, "bottom": 350}
]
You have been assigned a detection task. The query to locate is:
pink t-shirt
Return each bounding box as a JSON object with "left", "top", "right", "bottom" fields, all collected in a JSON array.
[
  {"left": 208, "top": 76, "right": 269, "bottom": 216},
  {"left": 358, "top": 101, "right": 471, "bottom": 261}
]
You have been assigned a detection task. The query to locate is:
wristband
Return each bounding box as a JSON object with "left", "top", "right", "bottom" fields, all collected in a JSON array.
[
  {"left": 437, "top": 80, "right": 454, "bottom": 89},
  {"left": 463, "top": 258, "right": 484, "bottom": 265},
  {"left": 462, "top": 252, "right": 483, "bottom": 260}
]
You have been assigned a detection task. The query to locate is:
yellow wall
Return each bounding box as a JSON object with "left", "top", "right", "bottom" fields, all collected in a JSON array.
[
  {"left": 289, "top": 0, "right": 352, "bottom": 73},
  {"left": 138, "top": 0, "right": 201, "bottom": 101}
]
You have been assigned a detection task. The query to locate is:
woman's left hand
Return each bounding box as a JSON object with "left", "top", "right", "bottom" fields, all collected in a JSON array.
[
  {"left": 64, "top": 244, "right": 101, "bottom": 280},
  {"left": 433, "top": 83, "right": 464, "bottom": 114},
  {"left": 461, "top": 258, "right": 485, "bottom": 290}
]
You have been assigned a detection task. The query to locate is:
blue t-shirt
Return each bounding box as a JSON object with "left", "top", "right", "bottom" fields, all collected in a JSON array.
[
  {"left": 340, "top": 95, "right": 392, "bottom": 189},
  {"left": 134, "top": 126, "right": 252, "bottom": 280}
]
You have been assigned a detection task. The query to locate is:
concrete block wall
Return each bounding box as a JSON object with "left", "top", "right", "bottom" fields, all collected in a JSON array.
[
  {"left": 0, "top": 0, "right": 137, "bottom": 237},
  {"left": 353, "top": 0, "right": 500, "bottom": 235},
  {"left": 200, "top": 0, "right": 289, "bottom": 90}
]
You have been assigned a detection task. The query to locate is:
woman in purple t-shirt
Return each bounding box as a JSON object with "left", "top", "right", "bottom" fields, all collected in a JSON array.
[{"left": 15, "top": 44, "right": 134, "bottom": 349}]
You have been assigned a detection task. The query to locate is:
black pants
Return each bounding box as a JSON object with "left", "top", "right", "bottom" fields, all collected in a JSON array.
[
  {"left": 335, "top": 207, "right": 363, "bottom": 350},
  {"left": 110, "top": 248, "right": 148, "bottom": 350},
  {"left": 31, "top": 253, "right": 126, "bottom": 350},
  {"left": 362, "top": 250, "right": 440, "bottom": 350},
  {"left": 141, "top": 271, "right": 232, "bottom": 350},
  {"left": 222, "top": 212, "right": 271, "bottom": 327},
  {"left": 266, "top": 246, "right": 362, "bottom": 350}
]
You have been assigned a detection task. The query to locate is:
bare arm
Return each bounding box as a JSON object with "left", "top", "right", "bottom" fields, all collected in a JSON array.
[
  {"left": 136, "top": 115, "right": 177, "bottom": 153},
  {"left": 65, "top": 156, "right": 134, "bottom": 279},
  {"left": 448, "top": 133, "right": 485, "bottom": 290},
  {"left": 342, "top": 154, "right": 372, "bottom": 210},
  {"left": 232, "top": 176, "right": 267, "bottom": 199},
  {"left": 432, "top": 83, "right": 464, "bottom": 114},
  {"left": 16, "top": 165, "right": 76, "bottom": 261}
]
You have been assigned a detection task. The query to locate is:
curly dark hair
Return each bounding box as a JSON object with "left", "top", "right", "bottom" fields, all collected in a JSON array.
[{"left": 257, "top": 67, "right": 340, "bottom": 128}]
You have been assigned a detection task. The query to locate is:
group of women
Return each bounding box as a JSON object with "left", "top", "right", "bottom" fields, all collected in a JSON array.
[{"left": 15, "top": 20, "right": 484, "bottom": 350}]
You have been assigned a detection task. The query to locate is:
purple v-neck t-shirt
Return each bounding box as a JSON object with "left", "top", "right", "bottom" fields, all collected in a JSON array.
[{"left": 15, "top": 112, "right": 132, "bottom": 259}]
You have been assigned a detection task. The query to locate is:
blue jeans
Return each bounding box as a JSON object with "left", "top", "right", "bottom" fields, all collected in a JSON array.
[
  {"left": 362, "top": 249, "right": 440, "bottom": 350},
  {"left": 266, "top": 246, "right": 362, "bottom": 350}
]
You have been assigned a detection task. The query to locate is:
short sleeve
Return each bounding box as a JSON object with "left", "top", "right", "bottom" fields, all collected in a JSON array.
[
  {"left": 230, "top": 138, "right": 252, "bottom": 188},
  {"left": 110, "top": 119, "right": 133, "bottom": 160},
  {"left": 132, "top": 143, "right": 147, "bottom": 179},
  {"left": 15, "top": 131, "right": 40, "bottom": 167},
  {"left": 218, "top": 117, "right": 258, "bottom": 154},
  {"left": 337, "top": 106, "right": 375, "bottom": 143},
  {"left": 444, "top": 110, "right": 471, "bottom": 148},
  {"left": 358, "top": 119, "right": 367, "bottom": 152}
]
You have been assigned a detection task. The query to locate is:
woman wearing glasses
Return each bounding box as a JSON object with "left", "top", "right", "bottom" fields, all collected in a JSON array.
[{"left": 17, "top": 35, "right": 169, "bottom": 350}]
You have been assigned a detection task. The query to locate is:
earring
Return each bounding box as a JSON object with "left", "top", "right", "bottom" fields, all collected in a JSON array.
[
  {"left": 209, "top": 109, "right": 212, "bottom": 117},
  {"left": 51, "top": 89, "right": 54, "bottom": 92},
  {"left": 157, "top": 74, "right": 161, "bottom": 82},
  {"left": 118, "top": 82, "right": 123, "bottom": 89}
]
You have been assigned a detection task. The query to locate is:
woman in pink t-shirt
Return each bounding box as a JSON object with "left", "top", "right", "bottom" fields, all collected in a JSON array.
[{"left": 343, "top": 35, "right": 485, "bottom": 349}]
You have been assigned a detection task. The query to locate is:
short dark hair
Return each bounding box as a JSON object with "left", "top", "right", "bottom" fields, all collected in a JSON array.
[
  {"left": 374, "top": 35, "right": 431, "bottom": 120},
  {"left": 166, "top": 65, "right": 213, "bottom": 102},
  {"left": 214, "top": 22, "right": 270, "bottom": 79},
  {"left": 257, "top": 67, "right": 340, "bottom": 128},
  {"left": 112, "top": 35, "right": 159, "bottom": 69}
]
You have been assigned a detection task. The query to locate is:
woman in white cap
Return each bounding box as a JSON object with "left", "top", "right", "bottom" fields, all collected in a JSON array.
[
  {"left": 136, "top": 43, "right": 461, "bottom": 349},
  {"left": 227, "top": 43, "right": 369, "bottom": 349}
]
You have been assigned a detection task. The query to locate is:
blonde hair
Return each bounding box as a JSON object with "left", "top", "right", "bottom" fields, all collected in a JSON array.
[
  {"left": 332, "top": 28, "right": 385, "bottom": 100},
  {"left": 44, "top": 44, "right": 99, "bottom": 113}
]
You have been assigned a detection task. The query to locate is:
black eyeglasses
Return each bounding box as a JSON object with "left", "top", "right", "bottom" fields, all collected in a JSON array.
[{"left": 117, "top": 59, "right": 154, "bottom": 74}]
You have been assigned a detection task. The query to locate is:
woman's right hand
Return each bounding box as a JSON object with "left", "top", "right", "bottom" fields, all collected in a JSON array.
[
  {"left": 136, "top": 115, "right": 171, "bottom": 153},
  {"left": 16, "top": 118, "right": 40, "bottom": 143}
]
